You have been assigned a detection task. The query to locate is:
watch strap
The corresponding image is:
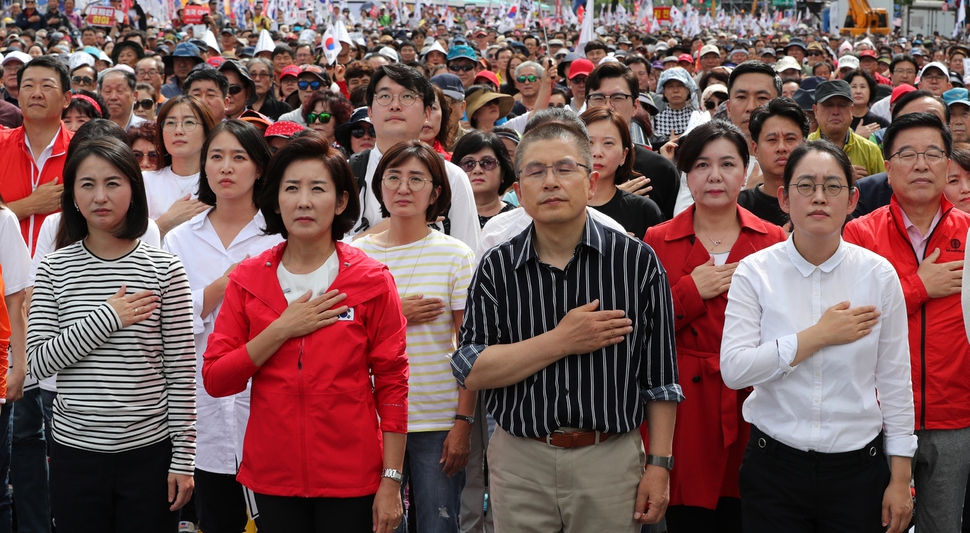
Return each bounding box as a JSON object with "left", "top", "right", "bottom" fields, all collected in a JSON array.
[
  {"left": 646, "top": 454, "right": 674, "bottom": 470},
  {"left": 381, "top": 468, "right": 403, "bottom": 483},
  {"left": 455, "top": 414, "right": 475, "bottom": 424}
]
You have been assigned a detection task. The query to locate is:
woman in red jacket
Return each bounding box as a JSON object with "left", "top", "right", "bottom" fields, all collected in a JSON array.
[
  {"left": 202, "top": 134, "right": 409, "bottom": 533},
  {"left": 644, "top": 120, "right": 786, "bottom": 532}
]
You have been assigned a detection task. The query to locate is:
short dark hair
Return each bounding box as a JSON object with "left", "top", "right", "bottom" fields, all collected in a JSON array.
[
  {"left": 843, "top": 69, "right": 878, "bottom": 106},
  {"left": 259, "top": 134, "right": 360, "bottom": 240},
  {"left": 584, "top": 40, "right": 607, "bottom": 54},
  {"left": 64, "top": 89, "right": 107, "bottom": 120},
  {"left": 301, "top": 89, "right": 353, "bottom": 125},
  {"left": 674, "top": 119, "right": 749, "bottom": 175},
  {"left": 782, "top": 139, "right": 855, "bottom": 190},
  {"left": 882, "top": 111, "right": 953, "bottom": 161},
  {"left": 451, "top": 130, "right": 516, "bottom": 196},
  {"left": 184, "top": 67, "right": 229, "bottom": 97},
  {"left": 127, "top": 120, "right": 156, "bottom": 149},
  {"left": 727, "top": 60, "right": 782, "bottom": 97},
  {"left": 18, "top": 55, "right": 70, "bottom": 93},
  {"left": 365, "top": 63, "right": 434, "bottom": 108},
  {"left": 749, "top": 97, "right": 810, "bottom": 143},
  {"left": 891, "top": 89, "right": 950, "bottom": 122},
  {"left": 271, "top": 44, "right": 293, "bottom": 59},
  {"left": 154, "top": 95, "right": 217, "bottom": 170},
  {"left": 198, "top": 120, "right": 271, "bottom": 206},
  {"left": 580, "top": 107, "right": 636, "bottom": 184},
  {"left": 890, "top": 54, "right": 918, "bottom": 76},
  {"left": 952, "top": 148, "right": 970, "bottom": 171},
  {"left": 59, "top": 137, "right": 149, "bottom": 245},
  {"left": 585, "top": 62, "right": 639, "bottom": 103},
  {"left": 624, "top": 54, "right": 651, "bottom": 74},
  {"left": 371, "top": 140, "right": 451, "bottom": 221},
  {"left": 66, "top": 118, "right": 127, "bottom": 163}
]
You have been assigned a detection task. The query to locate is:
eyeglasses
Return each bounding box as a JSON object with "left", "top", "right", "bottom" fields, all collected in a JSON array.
[
  {"left": 133, "top": 150, "right": 158, "bottom": 164},
  {"left": 518, "top": 160, "right": 590, "bottom": 181},
  {"left": 449, "top": 64, "right": 475, "bottom": 72},
  {"left": 250, "top": 72, "right": 271, "bottom": 79},
  {"left": 808, "top": 51, "right": 823, "bottom": 57},
  {"left": 306, "top": 112, "right": 332, "bottom": 124},
  {"left": 893, "top": 68, "right": 917, "bottom": 75},
  {"left": 297, "top": 80, "right": 323, "bottom": 91},
  {"left": 459, "top": 156, "right": 499, "bottom": 172},
  {"left": 162, "top": 118, "right": 200, "bottom": 132},
  {"left": 789, "top": 178, "right": 853, "bottom": 197},
  {"left": 350, "top": 125, "right": 376, "bottom": 138},
  {"left": 228, "top": 84, "right": 245, "bottom": 95},
  {"left": 921, "top": 74, "right": 947, "bottom": 82},
  {"left": 517, "top": 75, "right": 538, "bottom": 83},
  {"left": 587, "top": 93, "right": 633, "bottom": 105},
  {"left": 133, "top": 98, "right": 155, "bottom": 110},
  {"left": 71, "top": 75, "right": 94, "bottom": 86},
  {"left": 136, "top": 69, "right": 158, "bottom": 77},
  {"left": 890, "top": 148, "right": 947, "bottom": 166},
  {"left": 570, "top": 76, "right": 587, "bottom": 84},
  {"left": 382, "top": 175, "right": 432, "bottom": 191},
  {"left": 374, "top": 91, "right": 420, "bottom": 107}
]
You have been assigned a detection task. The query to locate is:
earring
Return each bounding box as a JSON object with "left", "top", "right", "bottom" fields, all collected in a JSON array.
[{"left": 73, "top": 201, "right": 79, "bottom": 210}]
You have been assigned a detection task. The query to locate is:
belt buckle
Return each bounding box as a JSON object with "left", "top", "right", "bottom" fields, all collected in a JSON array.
[{"left": 546, "top": 430, "right": 571, "bottom": 448}]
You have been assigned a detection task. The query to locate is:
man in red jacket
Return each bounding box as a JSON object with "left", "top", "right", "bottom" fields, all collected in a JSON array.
[
  {"left": 843, "top": 111, "right": 970, "bottom": 533},
  {"left": 0, "top": 55, "right": 73, "bottom": 255}
]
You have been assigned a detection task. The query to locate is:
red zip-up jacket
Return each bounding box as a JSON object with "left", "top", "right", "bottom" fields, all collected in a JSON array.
[
  {"left": 203, "top": 242, "right": 409, "bottom": 498},
  {"left": 843, "top": 196, "right": 970, "bottom": 431},
  {"left": 0, "top": 124, "right": 73, "bottom": 255}
]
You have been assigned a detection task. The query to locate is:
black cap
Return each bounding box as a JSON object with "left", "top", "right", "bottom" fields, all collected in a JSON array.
[
  {"left": 792, "top": 88, "right": 815, "bottom": 111},
  {"left": 814, "top": 80, "right": 852, "bottom": 104}
]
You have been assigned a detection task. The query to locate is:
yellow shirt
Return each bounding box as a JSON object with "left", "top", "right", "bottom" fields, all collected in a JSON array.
[{"left": 808, "top": 129, "right": 885, "bottom": 177}]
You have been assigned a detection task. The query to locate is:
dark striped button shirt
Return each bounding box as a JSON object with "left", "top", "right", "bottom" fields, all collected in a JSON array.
[{"left": 452, "top": 216, "right": 683, "bottom": 438}]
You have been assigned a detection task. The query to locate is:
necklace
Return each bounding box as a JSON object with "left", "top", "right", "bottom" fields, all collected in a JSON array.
[
  {"left": 381, "top": 230, "right": 430, "bottom": 293},
  {"left": 704, "top": 231, "right": 729, "bottom": 248}
]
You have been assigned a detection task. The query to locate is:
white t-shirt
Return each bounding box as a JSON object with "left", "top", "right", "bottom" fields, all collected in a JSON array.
[
  {"left": 278, "top": 251, "right": 341, "bottom": 304},
  {"left": 0, "top": 207, "right": 31, "bottom": 295},
  {"left": 144, "top": 166, "right": 201, "bottom": 220}
]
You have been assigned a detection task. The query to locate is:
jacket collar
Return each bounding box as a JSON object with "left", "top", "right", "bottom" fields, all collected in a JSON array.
[
  {"left": 17, "top": 122, "right": 72, "bottom": 158},
  {"left": 663, "top": 204, "right": 776, "bottom": 242},
  {"left": 888, "top": 194, "right": 954, "bottom": 235}
]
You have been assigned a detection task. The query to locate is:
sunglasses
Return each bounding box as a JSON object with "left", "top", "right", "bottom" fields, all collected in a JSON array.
[
  {"left": 459, "top": 156, "right": 499, "bottom": 172},
  {"left": 297, "top": 80, "right": 323, "bottom": 91},
  {"left": 350, "top": 125, "right": 376, "bottom": 138},
  {"left": 808, "top": 51, "right": 823, "bottom": 57},
  {"left": 705, "top": 100, "right": 717, "bottom": 110},
  {"left": 517, "top": 75, "right": 538, "bottom": 83},
  {"left": 133, "top": 98, "right": 155, "bottom": 110},
  {"left": 306, "top": 112, "right": 332, "bottom": 124},
  {"left": 133, "top": 150, "right": 158, "bottom": 164},
  {"left": 228, "top": 84, "right": 245, "bottom": 95},
  {"left": 71, "top": 75, "right": 94, "bottom": 86},
  {"left": 449, "top": 64, "right": 475, "bottom": 72}
]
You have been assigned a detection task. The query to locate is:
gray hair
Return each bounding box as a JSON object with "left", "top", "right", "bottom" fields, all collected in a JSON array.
[
  {"left": 514, "top": 60, "right": 545, "bottom": 79},
  {"left": 98, "top": 68, "right": 136, "bottom": 92},
  {"left": 515, "top": 121, "right": 593, "bottom": 178},
  {"left": 524, "top": 107, "right": 589, "bottom": 139},
  {"left": 247, "top": 56, "right": 274, "bottom": 76}
]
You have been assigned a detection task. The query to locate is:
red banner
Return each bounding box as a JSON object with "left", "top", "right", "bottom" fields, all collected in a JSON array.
[
  {"left": 654, "top": 5, "right": 671, "bottom": 21},
  {"left": 85, "top": 5, "right": 116, "bottom": 27},
  {"left": 184, "top": 5, "right": 210, "bottom": 24}
]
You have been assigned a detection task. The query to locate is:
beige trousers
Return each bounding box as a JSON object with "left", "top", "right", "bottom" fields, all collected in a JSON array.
[{"left": 488, "top": 427, "right": 645, "bottom": 533}]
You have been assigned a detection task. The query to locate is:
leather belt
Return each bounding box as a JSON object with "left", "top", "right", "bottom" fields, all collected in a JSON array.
[{"left": 530, "top": 430, "right": 618, "bottom": 449}]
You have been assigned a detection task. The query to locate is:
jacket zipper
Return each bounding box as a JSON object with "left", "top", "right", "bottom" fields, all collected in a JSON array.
[{"left": 298, "top": 338, "right": 309, "bottom": 496}]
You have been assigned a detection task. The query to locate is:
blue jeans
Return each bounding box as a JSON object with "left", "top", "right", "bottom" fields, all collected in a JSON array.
[
  {"left": 398, "top": 430, "right": 464, "bottom": 533},
  {"left": 0, "top": 401, "right": 13, "bottom": 533},
  {"left": 11, "top": 387, "right": 51, "bottom": 533},
  {"left": 40, "top": 389, "right": 56, "bottom": 452}
]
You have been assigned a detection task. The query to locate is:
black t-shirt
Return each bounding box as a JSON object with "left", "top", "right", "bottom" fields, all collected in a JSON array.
[
  {"left": 851, "top": 111, "right": 889, "bottom": 130},
  {"left": 590, "top": 189, "right": 664, "bottom": 239},
  {"left": 478, "top": 202, "right": 516, "bottom": 228},
  {"left": 738, "top": 184, "right": 788, "bottom": 228}
]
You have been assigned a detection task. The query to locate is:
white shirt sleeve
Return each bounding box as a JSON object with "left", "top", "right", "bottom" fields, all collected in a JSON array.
[
  {"left": 441, "top": 161, "right": 482, "bottom": 252},
  {"left": 0, "top": 208, "right": 31, "bottom": 294}
]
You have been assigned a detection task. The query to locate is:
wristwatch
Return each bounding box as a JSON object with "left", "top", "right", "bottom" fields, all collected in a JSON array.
[
  {"left": 381, "top": 468, "right": 403, "bottom": 483},
  {"left": 646, "top": 455, "right": 675, "bottom": 471},
  {"left": 455, "top": 414, "right": 475, "bottom": 424}
]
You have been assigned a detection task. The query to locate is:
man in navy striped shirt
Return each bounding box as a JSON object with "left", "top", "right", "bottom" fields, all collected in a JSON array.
[{"left": 452, "top": 121, "right": 682, "bottom": 531}]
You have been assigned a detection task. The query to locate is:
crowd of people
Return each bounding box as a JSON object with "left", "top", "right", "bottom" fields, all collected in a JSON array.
[{"left": 2, "top": 1, "right": 970, "bottom": 533}]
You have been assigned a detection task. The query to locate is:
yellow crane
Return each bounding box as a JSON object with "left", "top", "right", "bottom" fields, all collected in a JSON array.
[{"left": 840, "top": 0, "right": 891, "bottom": 35}]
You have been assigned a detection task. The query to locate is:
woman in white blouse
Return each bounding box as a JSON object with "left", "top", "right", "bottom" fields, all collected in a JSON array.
[
  {"left": 163, "top": 120, "right": 283, "bottom": 533},
  {"left": 144, "top": 95, "right": 217, "bottom": 237},
  {"left": 720, "top": 140, "right": 915, "bottom": 533}
]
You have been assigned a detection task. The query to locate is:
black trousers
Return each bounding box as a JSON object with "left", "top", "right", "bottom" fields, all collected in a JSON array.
[
  {"left": 193, "top": 469, "right": 250, "bottom": 533},
  {"left": 49, "top": 438, "right": 179, "bottom": 533},
  {"left": 665, "top": 497, "right": 742, "bottom": 533},
  {"left": 253, "top": 492, "right": 375, "bottom": 533},
  {"left": 738, "top": 426, "right": 890, "bottom": 533}
]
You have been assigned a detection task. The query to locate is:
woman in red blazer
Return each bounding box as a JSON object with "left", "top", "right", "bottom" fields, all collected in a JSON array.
[
  {"left": 644, "top": 120, "right": 786, "bottom": 532},
  {"left": 202, "top": 135, "right": 408, "bottom": 533}
]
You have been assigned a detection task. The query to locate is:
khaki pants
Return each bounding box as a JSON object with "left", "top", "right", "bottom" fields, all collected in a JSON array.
[{"left": 488, "top": 427, "right": 645, "bottom": 533}]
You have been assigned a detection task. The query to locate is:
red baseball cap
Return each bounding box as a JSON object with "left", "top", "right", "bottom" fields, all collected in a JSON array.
[
  {"left": 678, "top": 53, "right": 694, "bottom": 64},
  {"left": 475, "top": 70, "right": 500, "bottom": 87},
  {"left": 859, "top": 50, "right": 877, "bottom": 59},
  {"left": 568, "top": 58, "right": 595, "bottom": 79},
  {"left": 890, "top": 83, "right": 917, "bottom": 105},
  {"left": 264, "top": 120, "right": 306, "bottom": 139},
  {"left": 280, "top": 65, "right": 302, "bottom": 79}
]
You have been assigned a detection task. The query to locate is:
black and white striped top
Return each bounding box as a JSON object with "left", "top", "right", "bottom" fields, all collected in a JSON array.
[
  {"left": 27, "top": 240, "right": 197, "bottom": 474},
  {"left": 452, "top": 217, "right": 684, "bottom": 438}
]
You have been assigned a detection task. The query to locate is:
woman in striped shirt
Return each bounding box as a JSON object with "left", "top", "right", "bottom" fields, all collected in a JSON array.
[
  {"left": 26, "top": 138, "right": 196, "bottom": 533},
  {"left": 353, "top": 141, "right": 476, "bottom": 533}
]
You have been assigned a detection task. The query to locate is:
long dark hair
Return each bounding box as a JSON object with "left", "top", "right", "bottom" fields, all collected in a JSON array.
[
  {"left": 451, "top": 131, "right": 515, "bottom": 196},
  {"left": 154, "top": 95, "right": 217, "bottom": 170},
  {"left": 197, "top": 120, "right": 272, "bottom": 206},
  {"left": 58, "top": 138, "right": 149, "bottom": 247}
]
